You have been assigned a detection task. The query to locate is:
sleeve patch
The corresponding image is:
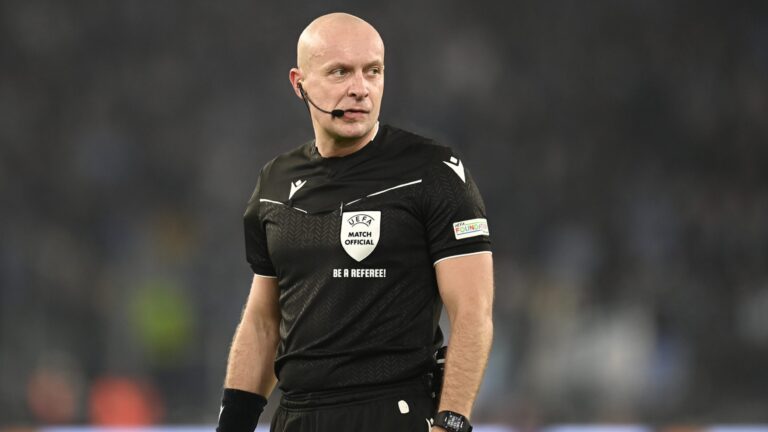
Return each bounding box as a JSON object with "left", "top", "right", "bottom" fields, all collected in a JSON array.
[{"left": 453, "top": 218, "right": 489, "bottom": 239}]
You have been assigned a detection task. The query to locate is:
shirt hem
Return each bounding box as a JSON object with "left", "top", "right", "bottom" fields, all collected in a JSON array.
[{"left": 433, "top": 250, "right": 492, "bottom": 266}]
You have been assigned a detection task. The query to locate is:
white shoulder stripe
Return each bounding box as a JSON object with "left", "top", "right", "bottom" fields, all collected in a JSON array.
[
  {"left": 346, "top": 198, "right": 363, "bottom": 206},
  {"left": 259, "top": 198, "right": 307, "bottom": 214},
  {"left": 259, "top": 198, "right": 282, "bottom": 205},
  {"left": 253, "top": 273, "right": 278, "bottom": 279},
  {"left": 367, "top": 179, "right": 422, "bottom": 198},
  {"left": 433, "top": 251, "right": 492, "bottom": 266},
  {"left": 261, "top": 179, "right": 423, "bottom": 210},
  {"left": 344, "top": 179, "right": 422, "bottom": 205}
]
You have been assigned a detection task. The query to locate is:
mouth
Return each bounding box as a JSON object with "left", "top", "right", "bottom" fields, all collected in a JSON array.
[{"left": 339, "top": 109, "right": 370, "bottom": 119}]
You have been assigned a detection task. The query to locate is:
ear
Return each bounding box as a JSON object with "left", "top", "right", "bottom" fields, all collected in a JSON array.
[{"left": 289, "top": 68, "right": 304, "bottom": 99}]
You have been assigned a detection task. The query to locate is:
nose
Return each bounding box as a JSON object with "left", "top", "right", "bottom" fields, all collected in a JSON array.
[{"left": 347, "top": 71, "right": 369, "bottom": 100}]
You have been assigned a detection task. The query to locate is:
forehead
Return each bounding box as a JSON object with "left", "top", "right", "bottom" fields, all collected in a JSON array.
[{"left": 305, "top": 26, "right": 384, "bottom": 70}]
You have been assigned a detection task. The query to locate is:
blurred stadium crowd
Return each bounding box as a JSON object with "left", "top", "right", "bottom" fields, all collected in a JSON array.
[{"left": 1, "top": 0, "right": 767, "bottom": 427}]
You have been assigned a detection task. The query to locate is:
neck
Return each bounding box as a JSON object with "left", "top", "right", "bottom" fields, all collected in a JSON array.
[{"left": 314, "top": 122, "right": 380, "bottom": 158}]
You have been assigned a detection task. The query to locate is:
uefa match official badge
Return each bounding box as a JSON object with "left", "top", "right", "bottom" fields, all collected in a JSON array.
[{"left": 340, "top": 211, "right": 381, "bottom": 261}]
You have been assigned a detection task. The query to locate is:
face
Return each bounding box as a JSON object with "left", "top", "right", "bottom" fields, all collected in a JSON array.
[{"left": 293, "top": 24, "right": 385, "bottom": 144}]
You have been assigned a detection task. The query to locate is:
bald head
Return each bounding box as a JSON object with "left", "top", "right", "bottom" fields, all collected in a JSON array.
[
  {"left": 289, "top": 13, "right": 385, "bottom": 153},
  {"left": 297, "top": 13, "right": 384, "bottom": 71}
]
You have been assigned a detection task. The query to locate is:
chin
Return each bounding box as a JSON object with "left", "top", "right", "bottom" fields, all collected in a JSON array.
[{"left": 333, "top": 121, "right": 376, "bottom": 140}]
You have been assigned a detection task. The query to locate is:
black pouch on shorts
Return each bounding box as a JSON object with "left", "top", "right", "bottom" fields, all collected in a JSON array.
[{"left": 429, "top": 346, "right": 448, "bottom": 405}]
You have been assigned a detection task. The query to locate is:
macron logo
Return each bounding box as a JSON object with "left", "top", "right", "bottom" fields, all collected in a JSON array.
[
  {"left": 289, "top": 179, "right": 307, "bottom": 199},
  {"left": 443, "top": 156, "right": 466, "bottom": 183}
]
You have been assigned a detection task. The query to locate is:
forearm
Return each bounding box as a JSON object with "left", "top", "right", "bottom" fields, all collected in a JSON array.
[
  {"left": 438, "top": 312, "right": 493, "bottom": 418},
  {"left": 224, "top": 316, "right": 280, "bottom": 396}
]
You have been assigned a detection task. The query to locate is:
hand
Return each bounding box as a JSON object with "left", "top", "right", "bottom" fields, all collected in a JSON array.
[{"left": 431, "top": 427, "right": 448, "bottom": 432}]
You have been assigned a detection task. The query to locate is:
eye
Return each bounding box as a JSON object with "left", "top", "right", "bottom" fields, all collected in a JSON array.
[
  {"left": 330, "top": 68, "right": 347, "bottom": 77},
  {"left": 368, "top": 66, "right": 383, "bottom": 75}
]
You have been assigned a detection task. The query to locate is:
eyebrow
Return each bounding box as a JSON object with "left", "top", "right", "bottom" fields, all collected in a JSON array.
[{"left": 324, "top": 60, "right": 384, "bottom": 71}]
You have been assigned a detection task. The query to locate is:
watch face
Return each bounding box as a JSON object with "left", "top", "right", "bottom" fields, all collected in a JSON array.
[
  {"left": 445, "top": 412, "right": 464, "bottom": 430},
  {"left": 435, "top": 411, "right": 470, "bottom": 432}
]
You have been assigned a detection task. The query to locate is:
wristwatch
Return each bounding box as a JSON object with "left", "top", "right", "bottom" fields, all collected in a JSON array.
[{"left": 433, "top": 411, "right": 473, "bottom": 432}]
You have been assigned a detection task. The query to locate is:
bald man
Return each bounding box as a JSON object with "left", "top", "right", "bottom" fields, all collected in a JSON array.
[{"left": 217, "top": 13, "right": 493, "bottom": 432}]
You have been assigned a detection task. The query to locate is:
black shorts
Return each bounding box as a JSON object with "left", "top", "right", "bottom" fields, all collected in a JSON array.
[{"left": 270, "top": 379, "right": 436, "bottom": 432}]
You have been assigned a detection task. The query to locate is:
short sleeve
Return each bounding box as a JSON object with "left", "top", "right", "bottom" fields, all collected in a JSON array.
[
  {"left": 421, "top": 149, "right": 492, "bottom": 264},
  {"left": 243, "top": 170, "right": 277, "bottom": 277}
]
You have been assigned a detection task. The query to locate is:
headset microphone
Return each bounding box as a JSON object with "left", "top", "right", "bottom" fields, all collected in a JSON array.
[{"left": 298, "top": 83, "right": 345, "bottom": 118}]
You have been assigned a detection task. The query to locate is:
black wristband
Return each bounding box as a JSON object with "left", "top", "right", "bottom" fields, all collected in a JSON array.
[{"left": 216, "top": 388, "right": 268, "bottom": 432}]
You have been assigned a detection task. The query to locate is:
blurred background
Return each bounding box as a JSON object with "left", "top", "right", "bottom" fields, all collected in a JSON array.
[{"left": 1, "top": 0, "right": 767, "bottom": 428}]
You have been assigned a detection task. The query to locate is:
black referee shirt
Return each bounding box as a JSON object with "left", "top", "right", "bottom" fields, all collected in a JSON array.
[{"left": 243, "top": 124, "right": 491, "bottom": 395}]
